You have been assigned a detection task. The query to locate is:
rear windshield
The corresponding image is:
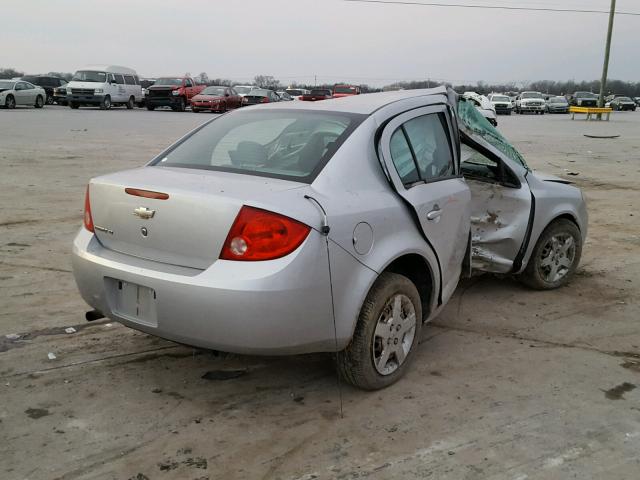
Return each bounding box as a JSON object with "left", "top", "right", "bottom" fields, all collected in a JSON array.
[
  {"left": 234, "top": 86, "right": 254, "bottom": 94},
  {"left": 153, "top": 110, "right": 365, "bottom": 182}
]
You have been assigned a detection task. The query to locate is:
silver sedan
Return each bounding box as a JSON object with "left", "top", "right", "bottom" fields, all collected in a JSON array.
[
  {"left": 72, "top": 88, "right": 587, "bottom": 390},
  {"left": 0, "top": 80, "right": 46, "bottom": 108}
]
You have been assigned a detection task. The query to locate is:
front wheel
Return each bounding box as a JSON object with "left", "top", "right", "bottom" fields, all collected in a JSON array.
[
  {"left": 520, "top": 219, "right": 582, "bottom": 290},
  {"left": 34, "top": 95, "right": 44, "bottom": 108},
  {"left": 176, "top": 97, "right": 186, "bottom": 112},
  {"left": 69, "top": 102, "right": 80, "bottom": 109},
  {"left": 46, "top": 95, "right": 54, "bottom": 105},
  {"left": 100, "top": 95, "right": 111, "bottom": 110},
  {"left": 337, "top": 272, "right": 422, "bottom": 390},
  {"left": 126, "top": 96, "right": 135, "bottom": 109},
  {"left": 5, "top": 95, "right": 16, "bottom": 109}
]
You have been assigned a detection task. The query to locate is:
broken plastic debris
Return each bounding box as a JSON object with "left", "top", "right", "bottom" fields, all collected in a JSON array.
[
  {"left": 5, "top": 333, "right": 20, "bottom": 340},
  {"left": 64, "top": 327, "right": 77, "bottom": 334},
  {"left": 47, "top": 352, "right": 57, "bottom": 360}
]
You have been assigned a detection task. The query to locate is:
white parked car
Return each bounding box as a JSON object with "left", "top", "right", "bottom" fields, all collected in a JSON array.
[
  {"left": 515, "top": 91, "right": 546, "bottom": 115},
  {"left": 66, "top": 65, "right": 143, "bottom": 110},
  {"left": 0, "top": 80, "right": 46, "bottom": 109}
]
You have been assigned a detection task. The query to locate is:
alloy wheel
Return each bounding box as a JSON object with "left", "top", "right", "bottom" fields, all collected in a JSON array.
[
  {"left": 538, "top": 234, "right": 576, "bottom": 283},
  {"left": 372, "top": 294, "right": 417, "bottom": 375}
]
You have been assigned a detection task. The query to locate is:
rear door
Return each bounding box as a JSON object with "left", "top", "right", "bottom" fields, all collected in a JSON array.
[
  {"left": 460, "top": 136, "right": 532, "bottom": 274},
  {"left": 379, "top": 105, "right": 471, "bottom": 303}
]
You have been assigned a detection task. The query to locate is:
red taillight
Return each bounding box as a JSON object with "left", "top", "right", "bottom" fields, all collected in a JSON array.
[
  {"left": 220, "top": 206, "right": 310, "bottom": 261},
  {"left": 125, "top": 188, "right": 169, "bottom": 200},
  {"left": 261, "top": 97, "right": 269, "bottom": 103},
  {"left": 83, "top": 185, "right": 94, "bottom": 232}
]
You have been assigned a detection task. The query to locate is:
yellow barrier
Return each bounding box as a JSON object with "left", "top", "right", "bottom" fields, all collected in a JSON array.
[{"left": 570, "top": 106, "right": 613, "bottom": 121}]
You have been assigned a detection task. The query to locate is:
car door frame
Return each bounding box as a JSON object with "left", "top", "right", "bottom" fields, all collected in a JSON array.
[
  {"left": 377, "top": 104, "right": 471, "bottom": 304},
  {"left": 459, "top": 131, "right": 534, "bottom": 274}
]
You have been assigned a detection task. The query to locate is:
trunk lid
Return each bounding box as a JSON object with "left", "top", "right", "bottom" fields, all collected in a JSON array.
[{"left": 89, "top": 166, "right": 305, "bottom": 269}]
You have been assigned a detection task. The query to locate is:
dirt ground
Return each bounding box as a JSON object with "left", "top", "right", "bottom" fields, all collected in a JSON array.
[{"left": 1, "top": 105, "right": 639, "bottom": 480}]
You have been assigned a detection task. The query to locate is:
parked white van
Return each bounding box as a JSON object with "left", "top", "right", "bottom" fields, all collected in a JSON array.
[{"left": 66, "top": 65, "right": 143, "bottom": 110}]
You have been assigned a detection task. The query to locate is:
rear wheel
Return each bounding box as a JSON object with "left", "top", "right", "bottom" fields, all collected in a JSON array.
[
  {"left": 5, "top": 95, "right": 15, "bottom": 109},
  {"left": 100, "top": 95, "right": 111, "bottom": 110},
  {"left": 337, "top": 272, "right": 422, "bottom": 390},
  {"left": 520, "top": 219, "right": 582, "bottom": 290},
  {"left": 69, "top": 102, "right": 80, "bottom": 109},
  {"left": 192, "top": 107, "right": 200, "bottom": 113},
  {"left": 34, "top": 95, "right": 44, "bottom": 108},
  {"left": 126, "top": 96, "right": 135, "bottom": 109}
]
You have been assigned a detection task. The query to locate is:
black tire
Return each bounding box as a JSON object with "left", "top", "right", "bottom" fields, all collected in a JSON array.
[
  {"left": 46, "top": 94, "right": 54, "bottom": 105},
  {"left": 176, "top": 97, "right": 186, "bottom": 112},
  {"left": 520, "top": 219, "right": 582, "bottom": 290},
  {"left": 100, "top": 95, "right": 111, "bottom": 110},
  {"left": 192, "top": 107, "right": 200, "bottom": 113},
  {"left": 34, "top": 95, "right": 44, "bottom": 108},
  {"left": 5, "top": 95, "right": 15, "bottom": 109},
  {"left": 146, "top": 104, "right": 155, "bottom": 111},
  {"left": 540, "top": 110, "right": 545, "bottom": 115},
  {"left": 69, "top": 102, "right": 80, "bottom": 109},
  {"left": 126, "top": 96, "right": 135, "bottom": 109},
  {"left": 336, "top": 272, "right": 422, "bottom": 390}
]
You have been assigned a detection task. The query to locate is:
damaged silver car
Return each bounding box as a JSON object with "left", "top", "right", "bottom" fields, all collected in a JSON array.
[{"left": 72, "top": 87, "right": 587, "bottom": 390}]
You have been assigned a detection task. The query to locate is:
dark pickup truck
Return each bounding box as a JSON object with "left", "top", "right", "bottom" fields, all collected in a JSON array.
[
  {"left": 300, "top": 89, "right": 333, "bottom": 102},
  {"left": 568, "top": 91, "right": 598, "bottom": 107},
  {"left": 146, "top": 76, "right": 205, "bottom": 111}
]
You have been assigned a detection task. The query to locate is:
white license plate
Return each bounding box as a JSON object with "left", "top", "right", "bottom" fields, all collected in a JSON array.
[{"left": 108, "top": 278, "right": 157, "bottom": 327}]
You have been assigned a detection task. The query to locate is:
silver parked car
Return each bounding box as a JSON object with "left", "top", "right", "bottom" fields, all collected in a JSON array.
[
  {"left": 72, "top": 88, "right": 587, "bottom": 390},
  {"left": 0, "top": 80, "right": 46, "bottom": 109}
]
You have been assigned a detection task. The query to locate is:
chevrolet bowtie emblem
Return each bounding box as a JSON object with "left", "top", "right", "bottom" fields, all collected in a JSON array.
[{"left": 133, "top": 206, "right": 155, "bottom": 219}]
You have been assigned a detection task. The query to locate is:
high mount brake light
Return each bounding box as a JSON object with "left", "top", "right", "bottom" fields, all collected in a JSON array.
[
  {"left": 83, "top": 185, "right": 94, "bottom": 232},
  {"left": 220, "top": 206, "right": 310, "bottom": 261}
]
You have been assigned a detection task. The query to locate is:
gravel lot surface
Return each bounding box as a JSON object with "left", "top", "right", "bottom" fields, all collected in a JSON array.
[{"left": 1, "top": 105, "right": 639, "bottom": 480}]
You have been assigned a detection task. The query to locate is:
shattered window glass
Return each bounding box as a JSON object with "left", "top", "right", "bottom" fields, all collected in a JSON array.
[{"left": 457, "top": 98, "right": 529, "bottom": 170}]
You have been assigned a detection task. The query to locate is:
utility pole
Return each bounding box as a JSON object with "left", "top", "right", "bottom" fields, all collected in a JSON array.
[{"left": 598, "top": 0, "right": 616, "bottom": 111}]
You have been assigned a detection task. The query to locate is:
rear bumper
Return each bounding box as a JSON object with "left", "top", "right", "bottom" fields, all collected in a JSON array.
[{"left": 71, "top": 228, "right": 338, "bottom": 355}]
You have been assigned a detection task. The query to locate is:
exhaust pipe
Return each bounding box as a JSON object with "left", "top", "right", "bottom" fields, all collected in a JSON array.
[{"left": 85, "top": 310, "right": 105, "bottom": 322}]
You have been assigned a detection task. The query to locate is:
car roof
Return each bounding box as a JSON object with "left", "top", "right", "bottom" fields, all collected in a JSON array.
[
  {"left": 255, "top": 86, "right": 448, "bottom": 115},
  {"left": 78, "top": 65, "right": 137, "bottom": 74}
]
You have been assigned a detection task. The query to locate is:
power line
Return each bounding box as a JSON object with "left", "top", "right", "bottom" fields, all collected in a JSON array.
[{"left": 343, "top": 0, "right": 640, "bottom": 16}]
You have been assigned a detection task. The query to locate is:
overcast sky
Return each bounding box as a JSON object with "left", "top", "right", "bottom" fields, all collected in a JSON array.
[{"left": 3, "top": 0, "right": 639, "bottom": 86}]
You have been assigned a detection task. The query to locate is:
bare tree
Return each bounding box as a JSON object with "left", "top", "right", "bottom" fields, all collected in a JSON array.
[
  {"left": 0, "top": 67, "right": 24, "bottom": 79},
  {"left": 254, "top": 75, "right": 280, "bottom": 90}
]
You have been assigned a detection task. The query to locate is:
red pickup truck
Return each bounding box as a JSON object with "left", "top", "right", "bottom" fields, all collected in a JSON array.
[
  {"left": 300, "top": 89, "right": 333, "bottom": 102},
  {"left": 146, "top": 76, "right": 206, "bottom": 111},
  {"left": 332, "top": 84, "right": 361, "bottom": 98}
]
